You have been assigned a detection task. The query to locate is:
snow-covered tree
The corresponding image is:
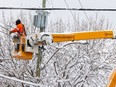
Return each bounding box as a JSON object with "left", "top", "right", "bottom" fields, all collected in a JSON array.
[
  {"left": 0, "top": 11, "right": 115, "bottom": 87},
  {"left": 41, "top": 16, "right": 116, "bottom": 87}
]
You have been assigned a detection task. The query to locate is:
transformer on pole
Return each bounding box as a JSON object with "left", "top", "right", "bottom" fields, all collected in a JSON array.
[{"left": 33, "top": 11, "right": 49, "bottom": 30}]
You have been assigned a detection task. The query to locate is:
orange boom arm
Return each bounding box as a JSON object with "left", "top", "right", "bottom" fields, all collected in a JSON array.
[
  {"left": 52, "top": 30, "right": 114, "bottom": 42},
  {"left": 12, "top": 30, "right": 116, "bottom": 60}
]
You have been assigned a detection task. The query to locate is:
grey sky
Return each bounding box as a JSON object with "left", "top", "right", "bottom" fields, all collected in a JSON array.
[{"left": 0, "top": 0, "right": 116, "bottom": 28}]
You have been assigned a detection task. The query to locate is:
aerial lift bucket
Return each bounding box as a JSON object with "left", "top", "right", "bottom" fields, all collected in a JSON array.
[
  {"left": 107, "top": 69, "right": 116, "bottom": 87},
  {"left": 12, "top": 36, "right": 33, "bottom": 60}
]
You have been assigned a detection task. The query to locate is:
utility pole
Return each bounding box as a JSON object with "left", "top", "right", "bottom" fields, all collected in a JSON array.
[
  {"left": 42, "top": 0, "right": 46, "bottom": 9},
  {"left": 40, "top": 0, "right": 46, "bottom": 32},
  {"left": 36, "top": 0, "right": 46, "bottom": 77}
]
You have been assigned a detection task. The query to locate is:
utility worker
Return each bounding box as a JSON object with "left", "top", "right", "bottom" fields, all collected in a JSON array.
[
  {"left": 10, "top": 19, "right": 26, "bottom": 36},
  {"left": 10, "top": 19, "right": 26, "bottom": 51}
]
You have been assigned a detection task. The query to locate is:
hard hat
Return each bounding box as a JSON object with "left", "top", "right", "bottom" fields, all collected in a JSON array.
[{"left": 16, "top": 19, "right": 21, "bottom": 25}]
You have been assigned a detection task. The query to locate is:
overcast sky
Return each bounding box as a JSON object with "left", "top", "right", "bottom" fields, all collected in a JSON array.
[
  {"left": 0, "top": 0, "right": 116, "bottom": 28},
  {"left": 0, "top": 0, "right": 116, "bottom": 8}
]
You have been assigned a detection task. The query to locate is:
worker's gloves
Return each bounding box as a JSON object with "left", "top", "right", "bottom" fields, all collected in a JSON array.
[{"left": 9, "top": 31, "right": 12, "bottom": 34}]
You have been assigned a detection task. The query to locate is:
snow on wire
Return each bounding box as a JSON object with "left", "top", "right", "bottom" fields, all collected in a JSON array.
[
  {"left": 0, "top": 7, "right": 116, "bottom": 11},
  {"left": 0, "top": 73, "right": 47, "bottom": 87}
]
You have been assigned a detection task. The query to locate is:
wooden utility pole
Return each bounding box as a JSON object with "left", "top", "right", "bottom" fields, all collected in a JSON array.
[
  {"left": 42, "top": 0, "right": 46, "bottom": 9},
  {"left": 40, "top": 0, "right": 46, "bottom": 32},
  {"left": 36, "top": 0, "right": 46, "bottom": 77}
]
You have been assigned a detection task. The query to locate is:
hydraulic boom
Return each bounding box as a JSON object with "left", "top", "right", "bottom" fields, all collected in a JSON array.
[{"left": 11, "top": 30, "right": 116, "bottom": 87}]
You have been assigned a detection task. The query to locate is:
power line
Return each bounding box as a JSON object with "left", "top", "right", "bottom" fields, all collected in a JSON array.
[
  {"left": 46, "top": 0, "right": 54, "bottom": 13},
  {"left": 64, "top": 0, "right": 78, "bottom": 23},
  {"left": 77, "top": 0, "right": 91, "bottom": 31},
  {"left": 46, "top": 0, "right": 53, "bottom": 8},
  {"left": 77, "top": 0, "right": 90, "bottom": 21},
  {"left": 0, "top": 73, "right": 46, "bottom": 87},
  {"left": 46, "top": 0, "right": 51, "bottom": 5},
  {"left": 50, "top": 0, "right": 53, "bottom": 8},
  {"left": 0, "top": 7, "right": 116, "bottom": 11}
]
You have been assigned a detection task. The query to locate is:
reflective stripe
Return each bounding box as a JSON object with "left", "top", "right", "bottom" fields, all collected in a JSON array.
[{"left": 16, "top": 28, "right": 19, "bottom": 30}]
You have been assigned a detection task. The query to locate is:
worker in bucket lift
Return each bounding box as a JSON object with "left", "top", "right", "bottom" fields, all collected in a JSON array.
[
  {"left": 9, "top": 19, "right": 26, "bottom": 36},
  {"left": 9, "top": 19, "right": 26, "bottom": 51}
]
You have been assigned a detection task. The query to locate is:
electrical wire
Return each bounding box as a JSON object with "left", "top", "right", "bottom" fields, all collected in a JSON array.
[
  {"left": 46, "top": 0, "right": 51, "bottom": 6},
  {"left": 64, "top": 0, "right": 79, "bottom": 24},
  {"left": 46, "top": 0, "right": 53, "bottom": 13},
  {"left": 77, "top": 0, "right": 91, "bottom": 31},
  {"left": 0, "top": 73, "right": 46, "bottom": 87},
  {"left": 77, "top": 0, "right": 90, "bottom": 21},
  {"left": 46, "top": 0, "right": 54, "bottom": 8},
  {"left": 50, "top": 0, "right": 53, "bottom": 8},
  {"left": 0, "top": 7, "right": 116, "bottom": 11}
]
